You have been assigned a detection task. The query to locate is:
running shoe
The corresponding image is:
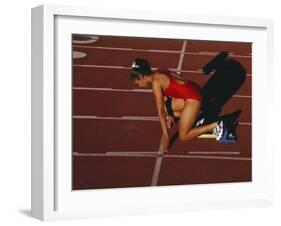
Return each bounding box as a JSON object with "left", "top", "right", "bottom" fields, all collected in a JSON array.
[{"left": 213, "top": 120, "right": 224, "bottom": 141}]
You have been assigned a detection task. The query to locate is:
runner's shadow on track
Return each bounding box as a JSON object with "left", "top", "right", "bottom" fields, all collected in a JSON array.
[
  {"left": 169, "top": 51, "right": 247, "bottom": 148},
  {"left": 199, "top": 51, "right": 246, "bottom": 124}
]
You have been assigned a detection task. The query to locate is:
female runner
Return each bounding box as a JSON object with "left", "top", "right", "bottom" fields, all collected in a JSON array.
[{"left": 130, "top": 58, "right": 224, "bottom": 151}]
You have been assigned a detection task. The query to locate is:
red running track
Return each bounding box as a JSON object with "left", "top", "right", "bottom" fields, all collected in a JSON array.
[{"left": 72, "top": 34, "right": 252, "bottom": 190}]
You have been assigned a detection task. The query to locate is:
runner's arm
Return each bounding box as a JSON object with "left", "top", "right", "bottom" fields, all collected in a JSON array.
[{"left": 152, "top": 80, "right": 169, "bottom": 138}]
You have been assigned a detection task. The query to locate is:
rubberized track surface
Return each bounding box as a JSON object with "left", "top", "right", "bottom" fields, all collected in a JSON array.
[{"left": 72, "top": 35, "right": 252, "bottom": 190}]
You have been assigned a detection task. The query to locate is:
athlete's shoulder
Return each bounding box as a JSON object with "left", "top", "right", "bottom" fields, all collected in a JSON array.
[
  {"left": 155, "top": 68, "right": 172, "bottom": 75},
  {"left": 153, "top": 74, "right": 169, "bottom": 88},
  {"left": 153, "top": 68, "right": 172, "bottom": 77},
  {"left": 152, "top": 72, "right": 162, "bottom": 78}
]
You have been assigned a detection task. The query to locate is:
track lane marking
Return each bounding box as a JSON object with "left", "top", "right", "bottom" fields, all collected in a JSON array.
[
  {"left": 73, "top": 87, "right": 252, "bottom": 98},
  {"left": 188, "top": 151, "right": 240, "bottom": 155},
  {"left": 73, "top": 45, "right": 252, "bottom": 58},
  {"left": 73, "top": 64, "right": 252, "bottom": 76},
  {"left": 177, "top": 40, "right": 187, "bottom": 72},
  {"left": 72, "top": 115, "right": 252, "bottom": 125},
  {"left": 73, "top": 152, "right": 251, "bottom": 161},
  {"left": 151, "top": 135, "right": 165, "bottom": 186}
]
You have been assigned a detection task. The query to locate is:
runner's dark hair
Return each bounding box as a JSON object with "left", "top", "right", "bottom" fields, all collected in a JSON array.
[{"left": 130, "top": 58, "right": 152, "bottom": 81}]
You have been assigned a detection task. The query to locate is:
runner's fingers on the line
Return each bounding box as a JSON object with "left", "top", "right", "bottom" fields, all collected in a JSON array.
[{"left": 166, "top": 116, "right": 175, "bottom": 128}]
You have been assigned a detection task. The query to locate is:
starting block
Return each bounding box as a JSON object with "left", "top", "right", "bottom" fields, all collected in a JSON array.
[
  {"left": 198, "top": 128, "right": 237, "bottom": 143},
  {"left": 197, "top": 126, "right": 237, "bottom": 144},
  {"left": 219, "top": 128, "right": 237, "bottom": 143},
  {"left": 197, "top": 128, "right": 237, "bottom": 144},
  {"left": 198, "top": 132, "right": 237, "bottom": 143},
  {"left": 195, "top": 117, "right": 238, "bottom": 143},
  {"left": 198, "top": 133, "right": 217, "bottom": 139}
]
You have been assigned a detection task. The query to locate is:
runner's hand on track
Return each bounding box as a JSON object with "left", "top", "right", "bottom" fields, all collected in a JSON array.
[
  {"left": 166, "top": 116, "right": 175, "bottom": 129},
  {"left": 161, "top": 134, "right": 169, "bottom": 152}
]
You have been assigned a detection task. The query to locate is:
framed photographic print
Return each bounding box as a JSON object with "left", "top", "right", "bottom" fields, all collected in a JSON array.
[{"left": 31, "top": 4, "right": 274, "bottom": 221}]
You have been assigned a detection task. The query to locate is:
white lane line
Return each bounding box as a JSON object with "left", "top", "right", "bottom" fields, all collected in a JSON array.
[
  {"left": 198, "top": 51, "right": 251, "bottom": 58},
  {"left": 110, "top": 151, "right": 241, "bottom": 155},
  {"left": 199, "top": 51, "right": 234, "bottom": 55},
  {"left": 170, "top": 69, "right": 252, "bottom": 77},
  {"left": 239, "top": 122, "right": 252, "bottom": 126},
  {"left": 73, "top": 45, "right": 252, "bottom": 58},
  {"left": 73, "top": 152, "right": 251, "bottom": 161},
  {"left": 73, "top": 64, "right": 252, "bottom": 77},
  {"left": 73, "top": 152, "right": 154, "bottom": 158},
  {"left": 121, "top": 116, "right": 159, "bottom": 120},
  {"left": 72, "top": 115, "right": 252, "bottom": 125},
  {"left": 72, "top": 36, "right": 99, "bottom": 44},
  {"left": 73, "top": 87, "right": 152, "bottom": 93},
  {"left": 73, "top": 87, "right": 252, "bottom": 98},
  {"left": 73, "top": 64, "right": 164, "bottom": 72},
  {"left": 72, "top": 51, "right": 87, "bottom": 59},
  {"left": 107, "top": 151, "right": 159, "bottom": 155},
  {"left": 73, "top": 64, "right": 131, "bottom": 69},
  {"left": 73, "top": 115, "right": 159, "bottom": 121},
  {"left": 188, "top": 151, "right": 240, "bottom": 155},
  {"left": 151, "top": 135, "right": 165, "bottom": 186},
  {"left": 164, "top": 155, "right": 251, "bottom": 161},
  {"left": 233, "top": 94, "right": 252, "bottom": 98},
  {"left": 177, "top": 40, "right": 187, "bottom": 71},
  {"left": 74, "top": 45, "right": 180, "bottom": 53}
]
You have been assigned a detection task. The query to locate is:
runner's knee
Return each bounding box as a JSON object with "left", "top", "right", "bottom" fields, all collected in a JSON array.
[{"left": 179, "top": 131, "right": 192, "bottom": 142}]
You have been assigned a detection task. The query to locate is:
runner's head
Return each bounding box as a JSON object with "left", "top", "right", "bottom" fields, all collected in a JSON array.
[{"left": 130, "top": 58, "right": 152, "bottom": 87}]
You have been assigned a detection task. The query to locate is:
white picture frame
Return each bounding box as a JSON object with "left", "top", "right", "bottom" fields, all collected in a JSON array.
[{"left": 31, "top": 4, "right": 274, "bottom": 221}]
